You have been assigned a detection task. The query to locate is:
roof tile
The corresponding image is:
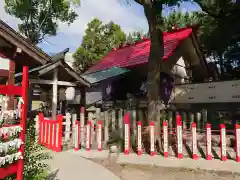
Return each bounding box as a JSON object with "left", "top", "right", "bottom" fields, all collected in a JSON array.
[{"left": 86, "top": 28, "right": 192, "bottom": 73}]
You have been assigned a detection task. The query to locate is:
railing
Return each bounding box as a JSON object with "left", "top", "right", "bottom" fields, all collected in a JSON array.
[{"left": 34, "top": 107, "right": 240, "bottom": 163}]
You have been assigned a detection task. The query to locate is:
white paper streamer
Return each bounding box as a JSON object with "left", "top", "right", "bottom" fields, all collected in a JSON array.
[
  {"left": 0, "top": 139, "right": 23, "bottom": 153},
  {"left": 0, "top": 152, "right": 23, "bottom": 167},
  {"left": 0, "top": 125, "right": 22, "bottom": 137}
]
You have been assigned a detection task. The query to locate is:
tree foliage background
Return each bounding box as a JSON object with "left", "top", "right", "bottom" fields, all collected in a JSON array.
[
  {"left": 4, "top": 0, "right": 80, "bottom": 44},
  {"left": 73, "top": 18, "right": 126, "bottom": 73}
]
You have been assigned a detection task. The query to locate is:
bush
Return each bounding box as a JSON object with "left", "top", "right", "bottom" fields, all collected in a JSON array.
[{"left": 5, "top": 120, "right": 51, "bottom": 180}]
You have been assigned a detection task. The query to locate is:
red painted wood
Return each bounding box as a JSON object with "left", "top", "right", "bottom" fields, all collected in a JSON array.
[
  {"left": 17, "top": 66, "right": 28, "bottom": 180},
  {"left": 38, "top": 113, "right": 44, "bottom": 144},
  {"left": 235, "top": 124, "right": 240, "bottom": 162},
  {"left": 0, "top": 162, "right": 18, "bottom": 179},
  {"left": 49, "top": 122, "right": 53, "bottom": 149},
  {"left": 0, "top": 66, "right": 28, "bottom": 180},
  {"left": 0, "top": 85, "right": 22, "bottom": 95},
  {"left": 52, "top": 122, "right": 57, "bottom": 151},
  {"left": 56, "top": 115, "right": 63, "bottom": 152}
]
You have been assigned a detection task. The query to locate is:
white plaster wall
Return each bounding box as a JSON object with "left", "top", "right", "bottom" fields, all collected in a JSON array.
[
  {"left": 173, "top": 80, "right": 240, "bottom": 103},
  {"left": 0, "top": 57, "right": 10, "bottom": 70},
  {"left": 64, "top": 52, "right": 74, "bottom": 69}
]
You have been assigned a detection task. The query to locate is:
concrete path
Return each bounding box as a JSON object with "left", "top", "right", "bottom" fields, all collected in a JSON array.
[
  {"left": 70, "top": 150, "right": 240, "bottom": 173},
  {"left": 46, "top": 151, "right": 121, "bottom": 180}
]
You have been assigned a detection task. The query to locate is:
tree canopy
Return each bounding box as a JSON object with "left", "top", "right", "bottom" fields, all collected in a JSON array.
[
  {"left": 73, "top": 18, "right": 126, "bottom": 73},
  {"left": 4, "top": 0, "right": 80, "bottom": 44}
]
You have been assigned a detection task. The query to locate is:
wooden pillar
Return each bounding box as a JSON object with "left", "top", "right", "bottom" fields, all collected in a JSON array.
[
  {"left": 7, "top": 60, "right": 15, "bottom": 110},
  {"left": 65, "top": 113, "right": 71, "bottom": 142},
  {"left": 118, "top": 109, "right": 123, "bottom": 137},
  {"left": 132, "top": 109, "right": 137, "bottom": 135},
  {"left": 104, "top": 110, "right": 109, "bottom": 142},
  {"left": 202, "top": 109, "right": 208, "bottom": 131},
  {"left": 168, "top": 111, "right": 173, "bottom": 132},
  {"left": 189, "top": 112, "right": 194, "bottom": 126},
  {"left": 52, "top": 69, "right": 58, "bottom": 119},
  {"left": 182, "top": 111, "right": 187, "bottom": 129},
  {"left": 71, "top": 113, "right": 77, "bottom": 144},
  {"left": 111, "top": 110, "right": 116, "bottom": 130},
  {"left": 196, "top": 112, "right": 201, "bottom": 132}
]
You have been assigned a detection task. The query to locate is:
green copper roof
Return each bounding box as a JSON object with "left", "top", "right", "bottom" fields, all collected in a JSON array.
[{"left": 81, "top": 67, "right": 129, "bottom": 84}]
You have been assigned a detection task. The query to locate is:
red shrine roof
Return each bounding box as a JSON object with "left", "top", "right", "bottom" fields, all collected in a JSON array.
[{"left": 85, "top": 28, "right": 193, "bottom": 74}]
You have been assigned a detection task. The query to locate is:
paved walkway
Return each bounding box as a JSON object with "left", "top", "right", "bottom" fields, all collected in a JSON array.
[
  {"left": 70, "top": 150, "right": 240, "bottom": 173},
  {"left": 46, "top": 151, "right": 121, "bottom": 180},
  {"left": 46, "top": 150, "right": 240, "bottom": 179}
]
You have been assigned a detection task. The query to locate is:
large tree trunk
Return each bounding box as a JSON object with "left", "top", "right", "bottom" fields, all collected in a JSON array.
[{"left": 143, "top": 2, "right": 164, "bottom": 152}]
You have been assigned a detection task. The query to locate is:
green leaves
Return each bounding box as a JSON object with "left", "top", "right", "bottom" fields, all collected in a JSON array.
[
  {"left": 22, "top": 120, "right": 51, "bottom": 180},
  {"left": 163, "top": 10, "right": 202, "bottom": 31},
  {"left": 4, "top": 0, "right": 78, "bottom": 44},
  {"left": 73, "top": 18, "right": 126, "bottom": 73}
]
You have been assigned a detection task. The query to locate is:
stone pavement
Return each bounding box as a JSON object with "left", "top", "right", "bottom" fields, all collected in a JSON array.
[
  {"left": 70, "top": 150, "right": 240, "bottom": 173},
  {"left": 46, "top": 151, "right": 121, "bottom": 180}
]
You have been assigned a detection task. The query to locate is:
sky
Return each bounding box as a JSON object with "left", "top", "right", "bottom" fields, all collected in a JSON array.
[{"left": 0, "top": 0, "right": 201, "bottom": 55}]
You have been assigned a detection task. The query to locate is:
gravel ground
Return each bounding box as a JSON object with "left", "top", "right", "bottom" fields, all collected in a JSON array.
[{"left": 89, "top": 158, "right": 240, "bottom": 180}]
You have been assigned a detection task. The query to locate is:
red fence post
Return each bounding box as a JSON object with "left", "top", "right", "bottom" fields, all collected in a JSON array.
[
  {"left": 220, "top": 124, "right": 227, "bottom": 161},
  {"left": 80, "top": 107, "right": 85, "bottom": 149},
  {"left": 235, "top": 124, "right": 240, "bottom": 162},
  {"left": 124, "top": 113, "right": 130, "bottom": 155},
  {"left": 49, "top": 122, "right": 53, "bottom": 149},
  {"left": 86, "top": 120, "right": 92, "bottom": 151},
  {"left": 137, "top": 121, "right": 142, "bottom": 156},
  {"left": 192, "top": 122, "right": 198, "bottom": 160},
  {"left": 150, "top": 121, "right": 156, "bottom": 156},
  {"left": 46, "top": 121, "right": 50, "bottom": 148},
  {"left": 206, "top": 123, "right": 212, "bottom": 160},
  {"left": 42, "top": 119, "right": 46, "bottom": 145},
  {"left": 17, "top": 66, "right": 28, "bottom": 180},
  {"left": 97, "top": 120, "right": 103, "bottom": 151},
  {"left": 74, "top": 121, "right": 80, "bottom": 151},
  {"left": 163, "top": 121, "right": 168, "bottom": 157},
  {"left": 176, "top": 114, "right": 183, "bottom": 159},
  {"left": 52, "top": 122, "right": 57, "bottom": 151},
  {"left": 38, "top": 113, "right": 44, "bottom": 144},
  {"left": 56, "top": 114, "right": 63, "bottom": 152}
]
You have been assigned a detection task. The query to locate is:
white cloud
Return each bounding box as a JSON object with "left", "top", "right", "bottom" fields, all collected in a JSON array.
[
  {"left": 0, "top": 1, "right": 20, "bottom": 29},
  {"left": 59, "top": 0, "right": 148, "bottom": 36},
  {"left": 0, "top": 0, "right": 148, "bottom": 53},
  {"left": 0, "top": 0, "right": 200, "bottom": 53}
]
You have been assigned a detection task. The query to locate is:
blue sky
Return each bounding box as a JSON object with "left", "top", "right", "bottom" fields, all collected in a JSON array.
[{"left": 0, "top": 0, "right": 201, "bottom": 55}]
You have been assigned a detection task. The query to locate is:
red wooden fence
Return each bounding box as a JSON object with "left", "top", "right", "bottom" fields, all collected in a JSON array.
[{"left": 38, "top": 113, "right": 63, "bottom": 152}]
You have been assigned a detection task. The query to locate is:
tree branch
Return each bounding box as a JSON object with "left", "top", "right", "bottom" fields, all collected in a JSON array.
[
  {"left": 134, "top": 0, "right": 147, "bottom": 5},
  {"left": 197, "top": 2, "right": 219, "bottom": 18}
]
